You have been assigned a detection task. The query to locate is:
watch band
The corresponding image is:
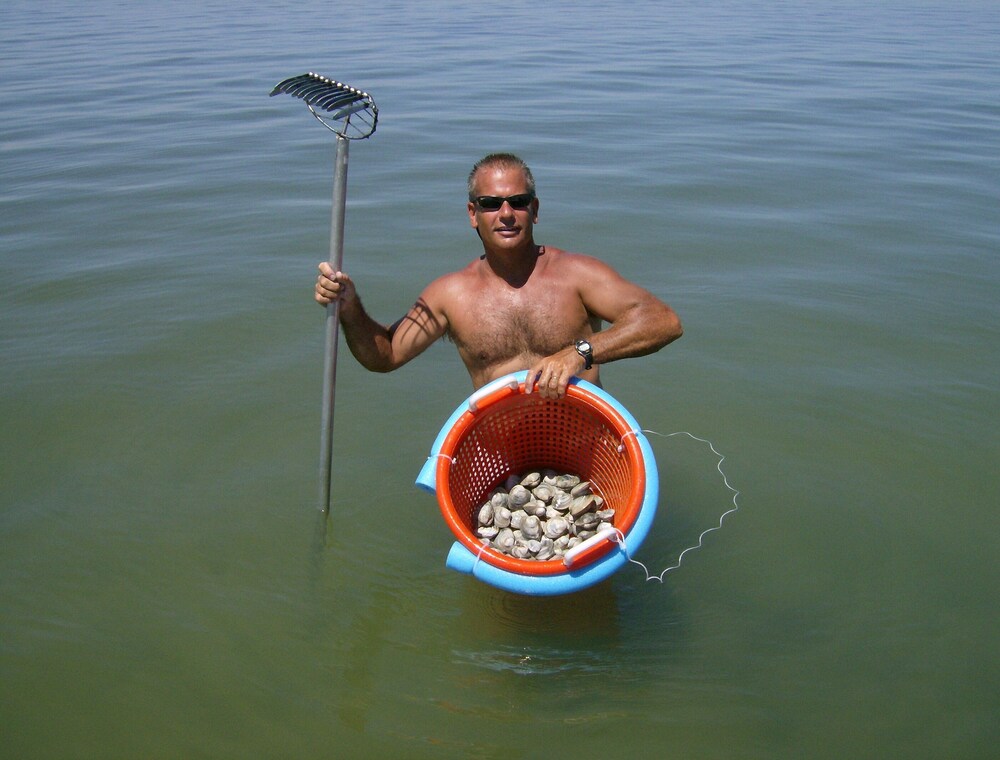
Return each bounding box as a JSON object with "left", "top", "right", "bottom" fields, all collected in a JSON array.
[{"left": 574, "top": 339, "right": 593, "bottom": 370}]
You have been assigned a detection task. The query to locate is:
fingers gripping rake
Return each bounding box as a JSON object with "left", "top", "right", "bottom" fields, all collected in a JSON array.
[{"left": 271, "top": 73, "right": 379, "bottom": 512}]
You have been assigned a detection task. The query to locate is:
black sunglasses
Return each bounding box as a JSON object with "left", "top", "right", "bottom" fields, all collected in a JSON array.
[{"left": 471, "top": 192, "right": 535, "bottom": 211}]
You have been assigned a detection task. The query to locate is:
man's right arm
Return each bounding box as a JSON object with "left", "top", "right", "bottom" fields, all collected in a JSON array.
[{"left": 315, "top": 262, "right": 448, "bottom": 373}]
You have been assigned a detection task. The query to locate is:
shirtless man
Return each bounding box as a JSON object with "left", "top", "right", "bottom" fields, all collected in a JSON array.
[{"left": 314, "top": 153, "right": 682, "bottom": 399}]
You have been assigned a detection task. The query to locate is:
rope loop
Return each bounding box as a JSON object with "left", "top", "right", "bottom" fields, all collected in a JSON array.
[{"left": 621, "top": 430, "right": 741, "bottom": 583}]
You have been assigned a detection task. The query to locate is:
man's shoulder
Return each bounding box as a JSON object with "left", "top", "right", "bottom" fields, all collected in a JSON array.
[
  {"left": 432, "top": 258, "right": 481, "bottom": 285},
  {"left": 541, "top": 246, "right": 611, "bottom": 272},
  {"left": 419, "top": 258, "right": 481, "bottom": 299}
]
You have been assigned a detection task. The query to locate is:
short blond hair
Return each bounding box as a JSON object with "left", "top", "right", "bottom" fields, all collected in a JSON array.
[{"left": 467, "top": 153, "right": 536, "bottom": 199}]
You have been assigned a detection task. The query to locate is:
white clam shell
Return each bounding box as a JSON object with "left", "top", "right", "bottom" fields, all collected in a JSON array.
[
  {"left": 494, "top": 506, "right": 512, "bottom": 528},
  {"left": 544, "top": 516, "right": 570, "bottom": 539},
  {"left": 494, "top": 528, "right": 515, "bottom": 552},
  {"left": 519, "top": 472, "right": 542, "bottom": 488},
  {"left": 478, "top": 503, "right": 494, "bottom": 526},
  {"left": 509, "top": 485, "right": 531, "bottom": 507},
  {"left": 522, "top": 515, "right": 542, "bottom": 540}
]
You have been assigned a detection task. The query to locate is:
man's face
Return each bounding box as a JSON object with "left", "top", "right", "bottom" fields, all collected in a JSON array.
[{"left": 467, "top": 165, "right": 539, "bottom": 251}]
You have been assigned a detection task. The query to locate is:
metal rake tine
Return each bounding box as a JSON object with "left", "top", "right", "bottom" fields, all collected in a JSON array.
[
  {"left": 314, "top": 91, "right": 363, "bottom": 111},
  {"left": 269, "top": 73, "right": 315, "bottom": 96},
  {"left": 328, "top": 101, "right": 372, "bottom": 121},
  {"left": 289, "top": 80, "right": 347, "bottom": 102},
  {"left": 280, "top": 80, "right": 335, "bottom": 103}
]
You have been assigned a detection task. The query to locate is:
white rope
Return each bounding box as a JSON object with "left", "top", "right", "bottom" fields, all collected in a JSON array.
[
  {"left": 471, "top": 539, "right": 490, "bottom": 573},
  {"left": 613, "top": 430, "right": 741, "bottom": 582}
]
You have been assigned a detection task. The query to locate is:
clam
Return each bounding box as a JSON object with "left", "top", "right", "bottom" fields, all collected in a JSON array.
[
  {"left": 555, "top": 474, "right": 581, "bottom": 490},
  {"left": 551, "top": 491, "right": 572, "bottom": 512},
  {"left": 494, "top": 506, "right": 512, "bottom": 528},
  {"left": 478, "top": 503, "right": 494, "bottom": 527},
  {"left": 570, "top": 494, "right": 598, "bottom": 518},
  {"left": 511, "top": 544, "right": 532, "bottom": 559},
  {"left": 544, "top": 516, "right": 570, "bottom": 539},
  {"left": 519, "top": 472, "right": 542, "bottom": 488},
  {"left": 536, "top": 537, "right": 556, "bottom": 560},
  {"left": 522, "top": 515, "right": 542, "bottom": 541},
  {"left": 509, "top": 485, "right": 531, "bottom": 508},
  {"left": 494, "top": 528, "right": 515, "bottom": 552},
  {"left": 532, "top": 484, "right": 555, "bottom": 504}
]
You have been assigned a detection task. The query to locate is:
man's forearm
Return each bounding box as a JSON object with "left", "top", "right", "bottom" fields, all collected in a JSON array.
[
  {"left": 590, "top": 300, "right": 682, "bottom": 365},
  {"left": 335, "top": 296, "right": 397, "bottom": 373}
]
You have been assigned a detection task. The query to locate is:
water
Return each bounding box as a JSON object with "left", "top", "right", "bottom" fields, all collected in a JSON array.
[{"left": 2, "top": 1, "right": 998, "bottom": 757}]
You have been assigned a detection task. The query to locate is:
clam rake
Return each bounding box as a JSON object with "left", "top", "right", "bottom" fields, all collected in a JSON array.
[{"left": 270, "top": 73, "right": 379, "bottom": 513}]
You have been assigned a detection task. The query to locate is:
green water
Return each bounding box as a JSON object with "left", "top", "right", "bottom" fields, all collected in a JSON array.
[{"left": 2, "top": 1, "right": 997, "bottom": 757}]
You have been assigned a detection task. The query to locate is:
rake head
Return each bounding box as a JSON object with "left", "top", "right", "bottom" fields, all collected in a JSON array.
[{"left": 270, "top": 72, "right": 378, "bottom": 139}]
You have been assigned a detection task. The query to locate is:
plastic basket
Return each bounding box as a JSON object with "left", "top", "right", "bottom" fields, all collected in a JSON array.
[{"left": 416, "top": 372, "right": 659, "bottom": 595}]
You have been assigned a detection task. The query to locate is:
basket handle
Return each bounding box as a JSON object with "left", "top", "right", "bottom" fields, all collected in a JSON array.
[
  {"left": 467, "top": 376, "right": 520, "bottom": 412},
  {"left": 562, "top": 526, "right": 619, "bottom": 567}
]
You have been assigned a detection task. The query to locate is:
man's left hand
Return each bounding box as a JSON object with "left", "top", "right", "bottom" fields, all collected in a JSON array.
[{"left": 525, "top": 348, "right": 586, "bottom": 400}]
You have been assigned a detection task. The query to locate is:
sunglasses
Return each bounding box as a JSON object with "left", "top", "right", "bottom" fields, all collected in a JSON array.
[{"left": 471, "top": 192, "right": 535, "bottom": 211}]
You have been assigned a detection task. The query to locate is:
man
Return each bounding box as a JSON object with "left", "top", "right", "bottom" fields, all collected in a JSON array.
[{"left": 314, "top": 153, "right": 682, "bottom": 399}]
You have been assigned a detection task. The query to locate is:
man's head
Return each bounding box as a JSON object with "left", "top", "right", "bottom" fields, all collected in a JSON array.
[{"left": 467, "top": 154, "right": 540, "bottom": 252}]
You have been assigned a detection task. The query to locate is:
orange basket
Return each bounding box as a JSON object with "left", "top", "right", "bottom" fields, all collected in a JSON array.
[{"left": 435, "top": 379, "right": 647, "bottom": 575}]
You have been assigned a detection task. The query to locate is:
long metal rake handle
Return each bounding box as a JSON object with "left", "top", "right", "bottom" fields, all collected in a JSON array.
[{"left": 271, "top": 73, "right": 378, "bottom": 513}]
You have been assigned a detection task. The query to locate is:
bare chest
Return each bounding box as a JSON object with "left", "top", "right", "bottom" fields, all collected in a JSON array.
[{"left": 446, "top": 276, "right": 593, "bottom": 373}]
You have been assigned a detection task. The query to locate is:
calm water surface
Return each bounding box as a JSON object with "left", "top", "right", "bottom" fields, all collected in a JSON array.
[{"left": 2, "top": 1, "right": 998, "bottom": 757}]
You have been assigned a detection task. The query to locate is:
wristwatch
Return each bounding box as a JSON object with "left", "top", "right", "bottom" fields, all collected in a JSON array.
[{"left": 574, "top": 339, "right": 593, "bottom": 370}]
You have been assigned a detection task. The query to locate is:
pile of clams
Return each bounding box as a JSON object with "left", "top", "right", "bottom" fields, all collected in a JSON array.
[{"left": 475, "top": 470, "right": 616, "bottom": 561}]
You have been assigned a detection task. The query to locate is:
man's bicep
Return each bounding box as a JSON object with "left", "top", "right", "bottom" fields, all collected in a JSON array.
[
  {"left": 387, "top": 295, "right": 448, "bottom": 365},
  {"left": 578, "top": 259, "right": 658, "bottom": 323}
]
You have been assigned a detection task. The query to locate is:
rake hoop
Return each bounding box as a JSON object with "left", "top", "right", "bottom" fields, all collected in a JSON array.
[{"left": 270, "top": 72, "right": 378, "bottom": 140}]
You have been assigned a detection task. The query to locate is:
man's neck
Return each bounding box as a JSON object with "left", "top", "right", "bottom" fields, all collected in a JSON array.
[{"left": 481, "top": 243, "right": 543, "bottom": 287}]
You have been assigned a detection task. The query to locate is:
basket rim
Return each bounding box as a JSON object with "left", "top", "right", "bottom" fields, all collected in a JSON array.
[{"left": 435, "top": 380, "right": 646, "bottom": 575}]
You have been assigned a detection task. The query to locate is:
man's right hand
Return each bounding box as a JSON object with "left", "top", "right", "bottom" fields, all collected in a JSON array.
[{"left": 315, "top": 262, "right": 356, "bottom": 307}]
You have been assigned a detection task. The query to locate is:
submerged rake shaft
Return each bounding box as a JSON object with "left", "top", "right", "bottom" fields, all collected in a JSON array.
[{"left": 271, "top": 73, "right": 378, "bottom": 513}]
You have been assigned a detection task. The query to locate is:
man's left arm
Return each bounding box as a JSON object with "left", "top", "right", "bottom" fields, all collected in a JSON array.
[{"left": 527, "top": 255, "right": 682, "bottom": 398}]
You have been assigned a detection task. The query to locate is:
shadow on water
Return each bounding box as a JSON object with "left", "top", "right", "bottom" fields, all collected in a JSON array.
[{"left": 447, "top": 568, "right": 691, "bottom": 679}]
